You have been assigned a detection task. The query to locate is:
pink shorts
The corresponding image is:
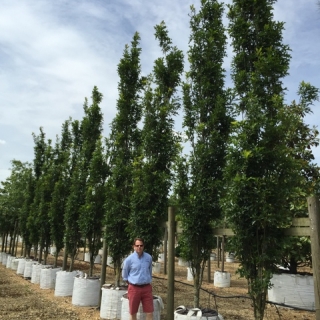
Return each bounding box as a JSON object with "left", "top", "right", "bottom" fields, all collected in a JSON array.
[{"left": 127, "top": 283, "right": 154, "bottom": 314}]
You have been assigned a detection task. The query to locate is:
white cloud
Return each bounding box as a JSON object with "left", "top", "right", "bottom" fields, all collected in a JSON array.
[{"left": 0, "top": 140, "right": 6, "bottom": 145}]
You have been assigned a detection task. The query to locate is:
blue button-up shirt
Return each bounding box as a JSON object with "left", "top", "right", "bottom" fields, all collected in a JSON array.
[{"left": 122, "top": 251, "right": 152, "bottom": 285}]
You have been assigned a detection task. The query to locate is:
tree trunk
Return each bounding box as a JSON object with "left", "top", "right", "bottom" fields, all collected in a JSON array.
[
  {"left": 53, "top": 251, "right": 58, "bottom": 268},
  {"left": 289, "top": 257, "right": 298, "bottom": 274},
  {"left": 114, "top": 260, "right": 121, "bottom": 287},
  {"left": 69, "top": 256, "right": 75, "bottom": 272},
  {"left": 252, "top": 290, "right": 267, "bottom": 320},
  {"left": 62, "top": 246, "right": 68, "bottom": 271},
  {"left": 89, "top": 254, "right": 94, "bottom": 277},
  {"left": 1, "top": 233, "right": 4, "bottom": 252},
  {"left": 43, "top": 247, "right": 48, "bottom": 265}
]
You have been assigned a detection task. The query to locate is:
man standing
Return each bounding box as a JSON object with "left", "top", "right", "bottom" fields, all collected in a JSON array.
[{"left": 122, "top": 238, "right": 154, "bottom": 320}]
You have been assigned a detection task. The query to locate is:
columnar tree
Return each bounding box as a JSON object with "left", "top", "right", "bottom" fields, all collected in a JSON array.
[
  {"left": 224, "top": 1, "right": 299, "bottom": 319},
  {"left": 130, "top": 22, "right": 184, "bottom": 259},
  {"left": 20, "top": 163, "right": 35, "bottom": 257},
  {"left": 79, "top": 138, "right": 109, "bottom": 276},
  {"left": 65, "top": 87, "right": 104, "bottom": 271},
  {"left": 35, "top": 137, "right": 55, "bottom": 263},
  {"left": 280, "top": 82, "right": 319, "bottom": 273},
  {"left": 63, "top": 119, "right": 83, "bottom": 270},
  {"left": 105, "top": 32, "right": 144, "bottom": 286},
  {"left": 173, "top": 0, "right": 231, "bottom": 308},
  {"left": 48, "top": 119, "right": 73, "bottom": 267},
  {"left": 28, "top": 128, "right": 48, "bottom": 261}
]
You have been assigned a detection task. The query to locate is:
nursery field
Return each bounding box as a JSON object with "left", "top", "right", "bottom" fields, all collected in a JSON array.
[{"left": 0, "top": 254, "right": 315, "bottom": 320}]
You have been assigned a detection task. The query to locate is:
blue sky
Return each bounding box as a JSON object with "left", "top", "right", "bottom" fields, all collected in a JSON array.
[{"left": 1, "top": 0, "right": 319, "bottom": 182}]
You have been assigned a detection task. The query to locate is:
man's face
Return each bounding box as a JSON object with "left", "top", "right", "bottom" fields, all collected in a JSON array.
[{"left": 134, "top": 240, "right": 144, "bottom": 255}]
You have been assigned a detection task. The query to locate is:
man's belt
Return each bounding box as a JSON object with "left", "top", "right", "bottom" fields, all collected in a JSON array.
[{"left": 129, "top": 282, "right": 150, "bottom": 288}]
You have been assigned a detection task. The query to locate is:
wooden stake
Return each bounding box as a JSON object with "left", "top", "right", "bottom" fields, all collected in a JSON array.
[
  {"left": 167, "top": 206, "right": 175, "bottom": 320},
  {"left": 307, "top": 196, "right": 320, "bottom": 319}
]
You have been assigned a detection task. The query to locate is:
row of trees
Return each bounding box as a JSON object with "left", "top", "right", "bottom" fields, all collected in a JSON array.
[{"left": 0, "top": 1, "right": 319, "bottom": 319}]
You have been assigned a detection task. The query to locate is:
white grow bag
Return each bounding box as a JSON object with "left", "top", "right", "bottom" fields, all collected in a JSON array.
[
  {"left": 11, "top": 258, "right": 21, "bottom": 271},
  {"left": 17, "top": 258, "right": 27, "bottom": 275},
  {"left": 214, "top": 271, "right": 230, "bottom": 288},
  {"left": 174, "top": 306, "right": 224, "bottom": 320},
  {"left": 210, "top": 253, "right": 216, "bottom": 261},
  {"left": 100, "top": 285, "right": 127, "bottom": 319},
  {"left": 40, "top": 267, "right": 61, "bottom": 289},
  {"left": 158, "top": 253, "right": 164, "bottom": 263},
  {"left": 31, "top": 263, "right": 51, "bottom": 284},
  {"left": 55, "top": 270, "right": 79, "bottom": 296},
  {"left": 72, "top": 275, "right": 100, "bottom": 307},
  {"left": 152, "top": 262, "right": 161, "bottom": 274},
  {"left": 107, "top": 256, "right": 114, "bottom": 268},
  {"left": 24, "top": 260, "right": 36, "bottom": 278},
  {"left": 6, "top": 255, "right": 13, "bottom": 268},
  {"left": 94, "top": 255, "right": 101, "bottom": 264},
  {"left": 187, "top": 267, "right": 194, "bottom": 281},
  {"left": 226, "top": 253, "right": 235, "bottom": 263},
  {"left": 121, "top": 294, "right": 163, "bottom": 320},
  {"left": 84, "top": 252, "right": 91, "bottom": 262},
  {"left": 268, "top": 273, "right": 315, "bottom": 310},
  {"left": 187, "top": 268, "right": 205, "bottom": 282},
  {"left": 1, "top": 252, "right": 8, "bottom": 265},
  {"left": 178, "top": 258, "right": 189, "bottom": 267}
]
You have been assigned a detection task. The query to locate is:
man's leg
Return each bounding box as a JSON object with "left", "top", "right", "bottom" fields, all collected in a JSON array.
[
  {"left": 128, "top": 285, "right": 140, "bottom": 320},
  {"left": 141, "top": 285, "right": 153, "bottom": 320},
  {"left": 130, "top": 314, "right": 137, "bottom": 320}
]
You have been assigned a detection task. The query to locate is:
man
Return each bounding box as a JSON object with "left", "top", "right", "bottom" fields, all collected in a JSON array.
[{"left": 122, "top": 238, "right": 154, "bottom": 320}]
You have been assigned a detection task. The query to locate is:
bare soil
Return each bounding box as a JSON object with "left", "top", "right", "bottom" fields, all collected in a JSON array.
[{"left": 0, "top": 254, "right": 315, "bottom": 320}]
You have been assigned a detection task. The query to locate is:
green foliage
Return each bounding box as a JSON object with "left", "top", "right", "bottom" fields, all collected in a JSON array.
[
  {"left": 174, "top": 0, "right": 231, "bottom": 308},
  {"left": 104, "top": 33, "right": 144, "bottom": 286},
  {"left": 29, "top": 128, "right": 54, "bottom": 259},
  {"left": 280, "top": 237, "right": 312, "bottom": 273},
  {"left": 0, "top": 160, "right": 32, "bottom": 253},
  {"left": 65, "top": 87, "right": 104, "bottom": 270},
  {"left": 48, "top": 120, "right": 73, "bottom": 257},
  {"left": 79, "top": 138, "right": 109, "bottom": 276},
  {"left": 130, "top": 22, "right": 184, "bottom": 261},
  {"left": 224, "top": 1, "right": 319, "bottom": 319}
]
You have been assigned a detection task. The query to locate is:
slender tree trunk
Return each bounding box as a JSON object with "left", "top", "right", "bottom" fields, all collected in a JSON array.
[
  {"left": 69, "top": 256, "right": 75, "bottom": 272},
  {"left": 43, "top": 247, "right": 48, "bottom": 265},
  {"left": 4, "top": 233, "right": 8, "bottom": 252},
  {"left": 62, "top": 244, "right": 68, "bottom": 271},
  {"left": 89, "top": 254, "right": 94, "bottom": 277},
  {"left": 38, "top": 244, "right": 43, "bottom": 263},
  {"left": 14, "top": 235, "right": 19, "bottom": 256},
  {"left": 252, "top": 290, "right": 267, "bottom": 320},
  {"left": 193, "top": 267, "right": 201, "bottom": 308},
  {"left": 114, "top": 261, "right": 121, "bottom": 287},
  {"left": 22, "top": 241, "right": 25, "bottom": 257},
  {"left": 1, "top": 233, "right": 5, "bottom": 252},
  {"left": 289, "top": 257, "right": 298, "bottom": 274},
  {"left": 83, "top": 238, "right": 87, "bottom": 261},
  {"left": 53, "top": 250, "right": 59, "bottom": 268}
]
